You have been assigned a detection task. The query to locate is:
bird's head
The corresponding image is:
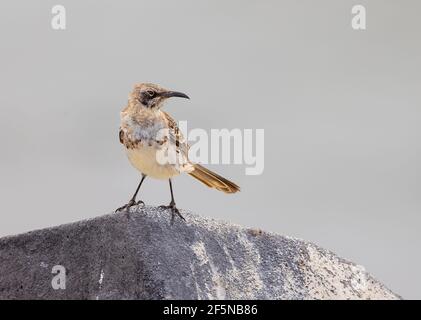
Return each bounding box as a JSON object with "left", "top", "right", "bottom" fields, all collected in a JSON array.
[{"left": 129, "top": 83, "right": 190, "bottom": 110}]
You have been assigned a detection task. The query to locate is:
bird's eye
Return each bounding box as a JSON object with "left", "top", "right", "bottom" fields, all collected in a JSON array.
[{"left": 146, "top": 90, "right": 156, "bottom": 98}]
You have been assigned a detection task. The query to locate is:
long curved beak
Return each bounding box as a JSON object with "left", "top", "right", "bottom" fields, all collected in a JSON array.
[{"left": 160, "top": 91, "right": 190, "bottom": 99}]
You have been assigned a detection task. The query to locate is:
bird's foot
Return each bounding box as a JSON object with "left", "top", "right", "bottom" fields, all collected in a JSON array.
[
  {"left": 115, "top": 199, "right": 144, "bottom": 213},
  {"left": 159, "top": 202, "right": 185, "bottom": 223}
]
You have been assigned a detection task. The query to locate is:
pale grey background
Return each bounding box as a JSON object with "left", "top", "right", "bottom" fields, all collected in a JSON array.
[{"left": 0, "top": 0, "right": 419, "bottom": 299}]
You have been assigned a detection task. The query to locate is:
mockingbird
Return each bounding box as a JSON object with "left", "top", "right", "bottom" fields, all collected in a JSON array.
[{"left": 116, "top": 83, "right": 240, "bottom": 221}]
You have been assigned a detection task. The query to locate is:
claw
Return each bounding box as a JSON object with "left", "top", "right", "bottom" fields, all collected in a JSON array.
[
  {"left": 115, "top": 199, "right": 143, "bottom": 213},
  {"left": 159, "top": 203, "right": 185, "bottom": 222}
]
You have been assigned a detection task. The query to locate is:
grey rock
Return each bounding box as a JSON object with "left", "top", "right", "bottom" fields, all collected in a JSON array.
[{"left": 0, "top": 206, "right": 400, "bottom": 300}]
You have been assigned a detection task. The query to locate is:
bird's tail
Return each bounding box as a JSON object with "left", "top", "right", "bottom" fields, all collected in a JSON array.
[{"left": 188, "top": 164, "right": 240, "bottom": 194}]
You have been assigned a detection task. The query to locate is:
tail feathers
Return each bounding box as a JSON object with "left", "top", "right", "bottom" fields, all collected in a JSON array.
[{"left": 188, "top": 164, "right": 240, "bottom": 194}]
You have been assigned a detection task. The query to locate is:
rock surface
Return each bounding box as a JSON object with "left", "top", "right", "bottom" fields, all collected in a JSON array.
[{"left": 0, "top": 206, "right": 399, "bottom": 300}]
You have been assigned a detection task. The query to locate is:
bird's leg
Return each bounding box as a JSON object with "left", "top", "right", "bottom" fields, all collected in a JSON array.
[
  {"left": 159, "top": 179, "right": 185, "bottom": 222},
  {"left": 116, "top": 175, "right": 146, "bottom": 212}
]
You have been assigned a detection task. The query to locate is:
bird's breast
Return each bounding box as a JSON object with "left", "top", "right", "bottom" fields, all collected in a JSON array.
[
  {"left": 125, "top": 143, "right": 180, "bottom": 179},
  {"left": 120, "top": 111, "right": 193, "bottom": 179}
]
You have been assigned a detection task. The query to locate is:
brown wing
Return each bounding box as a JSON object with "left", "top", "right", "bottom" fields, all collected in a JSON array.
[
  {"left": 119, "top": 129, "right": 124, "bottom": 144},
  {"left": 162, "top": 111, "right": 190, "bottom": 160},
  {"left": 119, "top": 128, "right": 139, "bottom": 149}
]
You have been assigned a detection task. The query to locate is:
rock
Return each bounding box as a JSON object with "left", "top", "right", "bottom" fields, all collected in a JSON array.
[{"left": 0, "top": 206, "right": 399, "bottom": 300}]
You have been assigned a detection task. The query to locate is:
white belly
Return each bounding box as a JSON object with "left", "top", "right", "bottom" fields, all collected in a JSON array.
[{"left": 126, "top": 145, "right": 181, "bottom": 179}]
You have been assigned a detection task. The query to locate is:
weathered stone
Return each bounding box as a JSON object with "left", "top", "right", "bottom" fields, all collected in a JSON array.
[{"left": 0, "top": 206, "right": 400, "bottom": 300}]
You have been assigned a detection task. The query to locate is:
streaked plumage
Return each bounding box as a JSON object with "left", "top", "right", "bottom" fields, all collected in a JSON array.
[{"left": 116, "top": 83, "right": 239, "bottom": 220}]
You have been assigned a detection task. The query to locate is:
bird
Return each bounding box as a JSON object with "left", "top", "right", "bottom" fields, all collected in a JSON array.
[{"left": 116, "top": 83, "right": 240, "bottom": 221}]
